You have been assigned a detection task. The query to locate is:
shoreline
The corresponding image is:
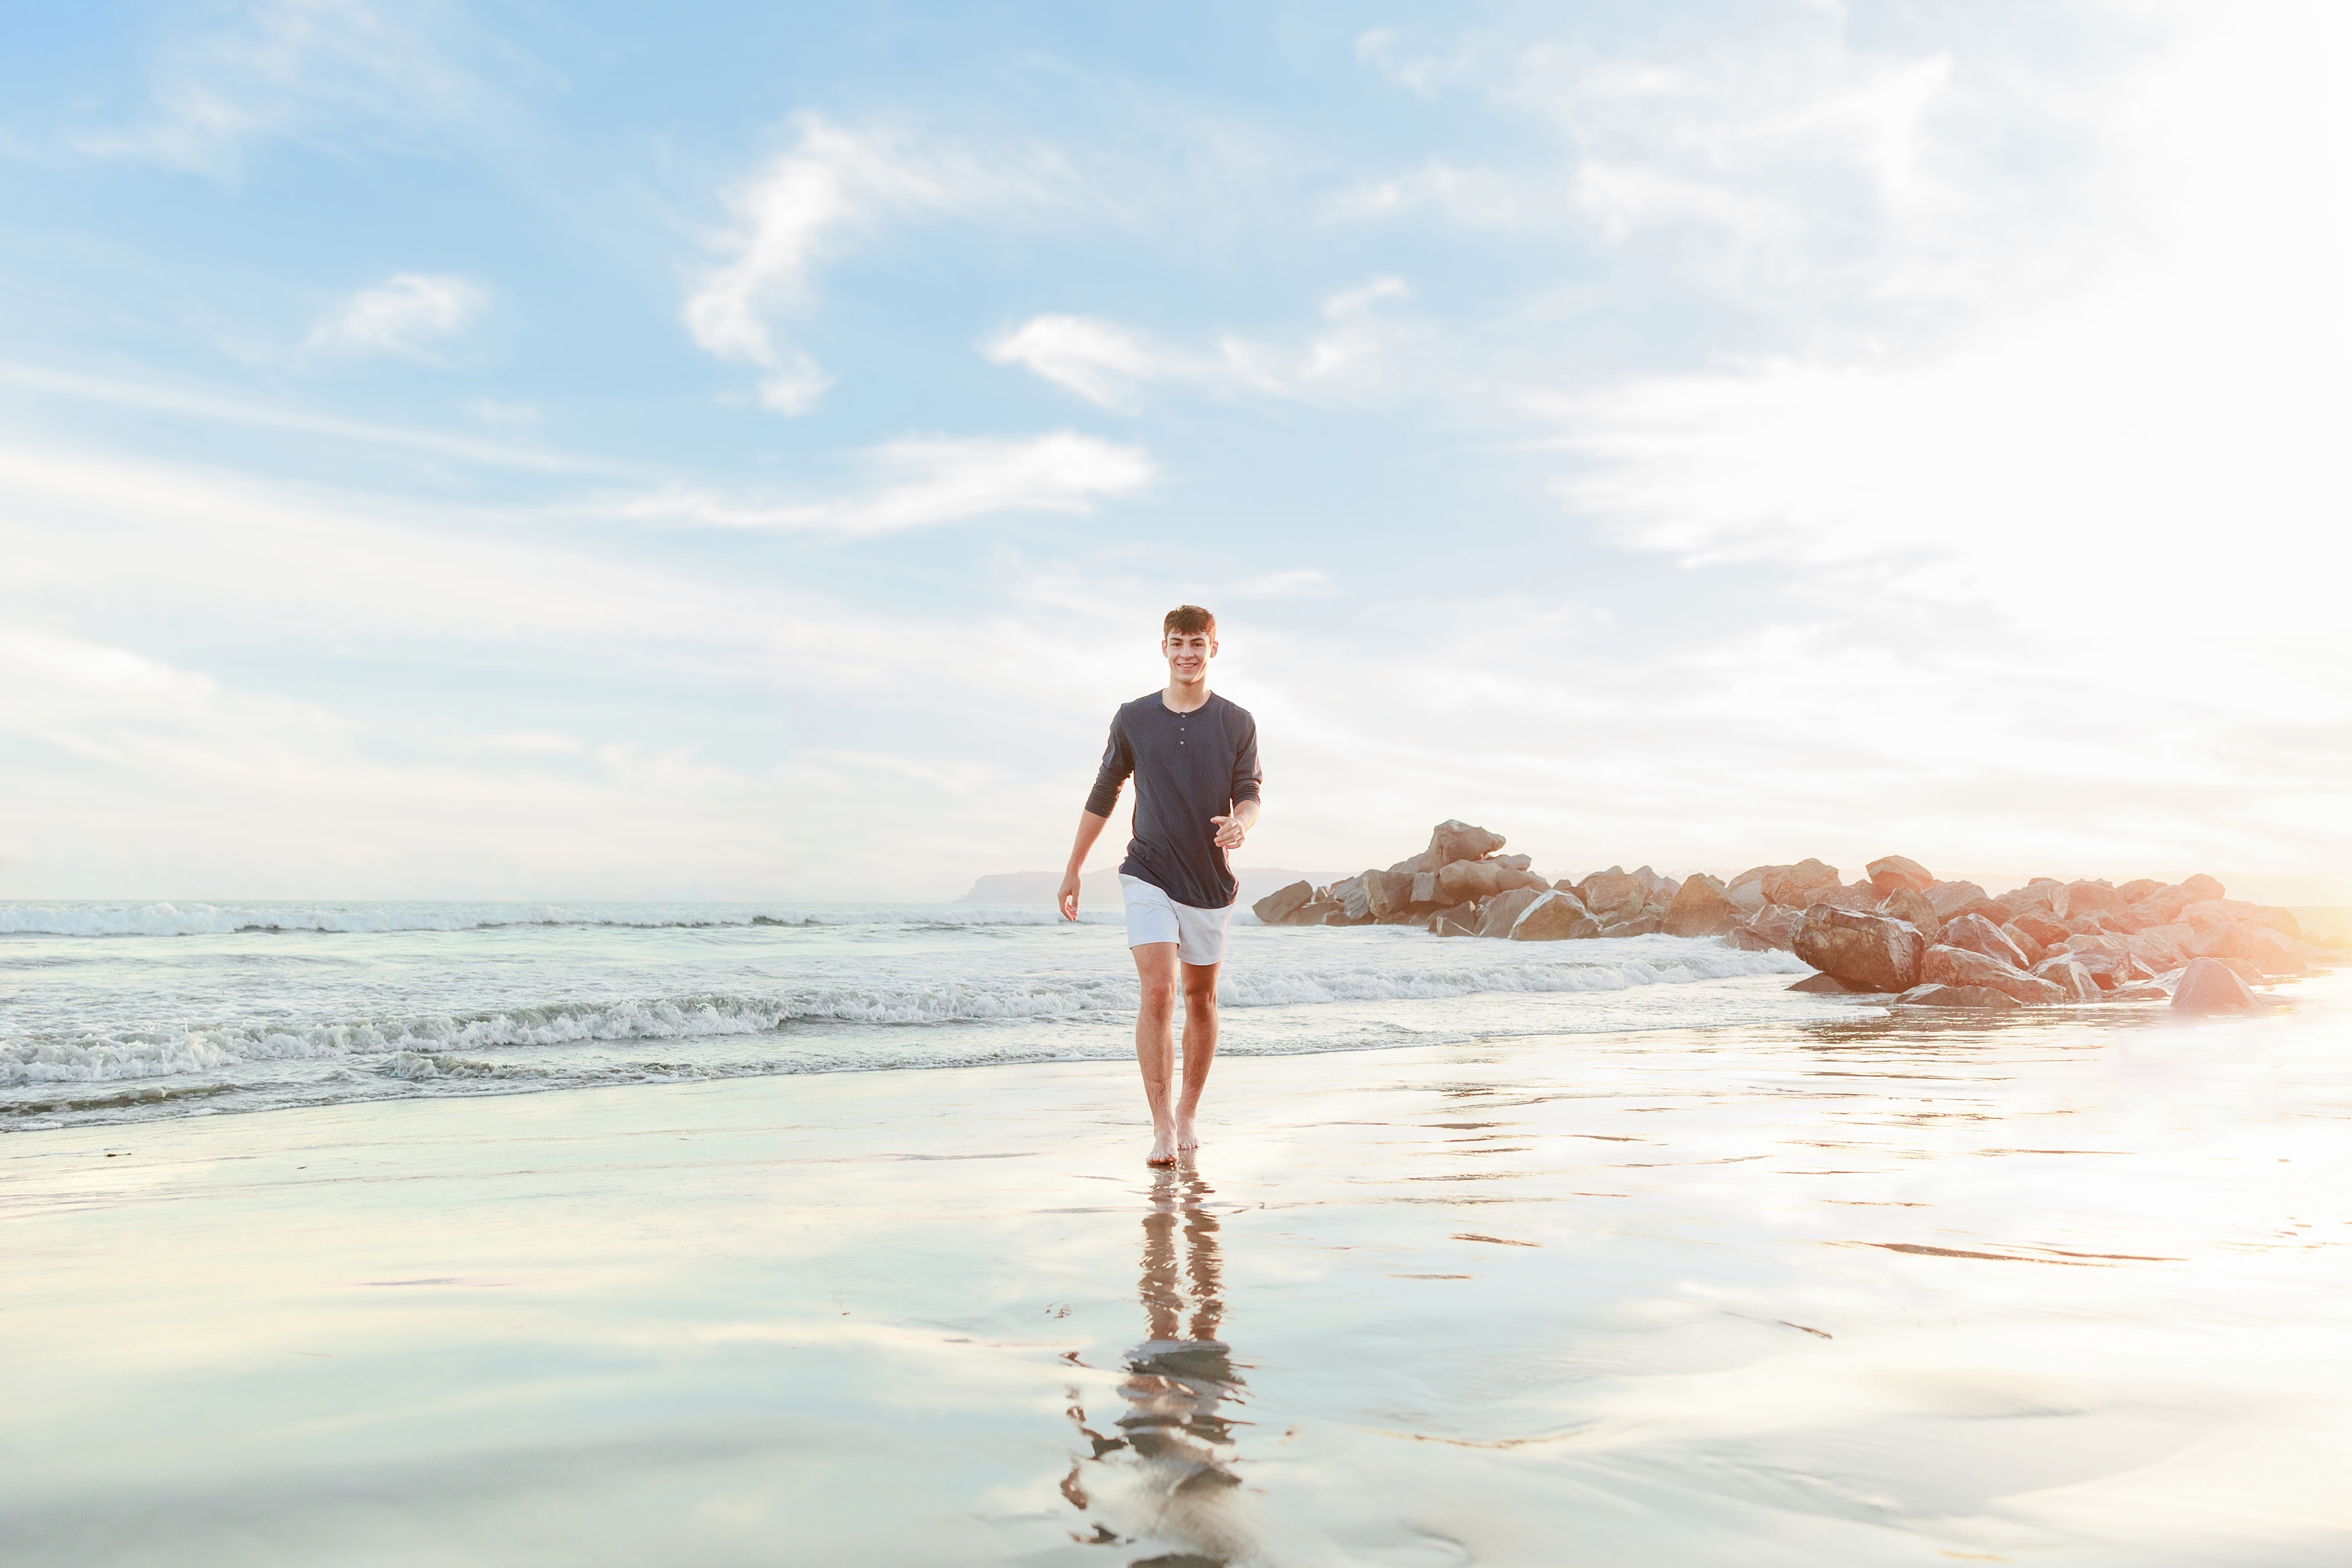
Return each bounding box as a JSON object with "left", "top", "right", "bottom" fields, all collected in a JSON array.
[{"left": 8, "top": 978, "right": 2350, "bottom": 1565}]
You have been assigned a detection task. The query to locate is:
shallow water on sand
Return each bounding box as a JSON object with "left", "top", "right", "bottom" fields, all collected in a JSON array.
[{"left": 4, "top": 968, "right": 2347, "bottom": 1565}]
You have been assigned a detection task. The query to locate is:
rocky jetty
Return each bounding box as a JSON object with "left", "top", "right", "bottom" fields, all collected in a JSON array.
[{"left": 1250, "top": 822, "right": 2341, "bottom": 1011}]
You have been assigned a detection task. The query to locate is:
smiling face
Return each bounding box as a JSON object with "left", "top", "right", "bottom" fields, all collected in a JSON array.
[{"left": 1163, "top": 628, "right": 1216, "bottom": 687}]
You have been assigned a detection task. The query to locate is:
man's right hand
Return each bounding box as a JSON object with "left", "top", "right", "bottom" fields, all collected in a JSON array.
[{"left": 1057, "top": 869, "right": 1082, "bottom": 922}]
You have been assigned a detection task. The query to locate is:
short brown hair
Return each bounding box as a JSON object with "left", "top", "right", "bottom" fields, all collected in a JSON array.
[{"left": 1163, "top": 604, "right": 1215, "bottom": 638}]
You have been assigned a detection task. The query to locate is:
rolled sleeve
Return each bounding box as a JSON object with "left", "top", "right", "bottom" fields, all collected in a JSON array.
[
  {"left": 1227, "top": 711, "right": 1262, "bottom": 804},
  {"left": 1083, "top": 717, "right": 1131, "bottom": 818}
]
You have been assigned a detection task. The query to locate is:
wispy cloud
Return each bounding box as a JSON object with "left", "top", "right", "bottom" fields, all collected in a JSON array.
[
  {"left": 307, "top": 272, "right": 488, "bottom": 359},
  {"left": 70, "top": 0, "right": 481, "bottom": 176},
  {"left": 684, "top": 114, "right": 1063, "bottom": 416},
  {"left": 613, "top": 430, "right": 1155, "bottom": 535},
  {"left": 0, "top": 361, "right": 606, "bottom": 473},
  {"left": 985, "top": 279, "right": 1414, "bottom": 409}
]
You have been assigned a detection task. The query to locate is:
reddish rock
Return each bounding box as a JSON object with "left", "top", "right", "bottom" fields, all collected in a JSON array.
[
  {"left": 2057, "top": 880, "right": 2121, "bottom": 919},
  {"left": 1511, "top": 891, "right": 1602, "bottom": 941},
  {"left": 1897, "top": 984, "right": 2023, "bottom": 1010},
  {"left": 2114, "top": 878, "right": 2165, "bottom": 904},
  {"left": 2031, "top": 956, "right": 2102, "bottom": 1002},
  {"left": 1432, "top": 916, "right": 1478, "bottom": 938},
  {"left": 1942, "top": 913, "right": 2032, "bottom": 970},
  {"left": 1925, "top": 880, "right": 1990, "bottom": 917},
  {"left": 1726, "top": 927, "right": 1776, "bottom": 951},
  {"left": 1428, "top": 820, "right": 1507, "bottom": 866},
  {"left": 2107, "top": 982, "right": 2172, "bottom": 1001},
  {"left": 1603, "top": 915, "right": 1664, "bottom": 937},
  {"left": 1763, "top": 859, "right": 1842, "bottom": 907},
  {"left": 1436, "top": 858, "right": 1508, "bottom": 905},
  {"left": 1365, "top": 869, "right": 1417, "bottom": 917},
  {"left": 2183, "top": 899, "right": 2301, "bottom": 938},
  {"left": 1576, "top": 868, "right": 1646, "bottom": 923},
  {"left": 1410, "top": 871, "right": 1439, "bottom": 906},
  {"left": 2172, "top": 956, "right": 2257, "bottom": 1012},
  {"left": 1744, "top": 906, "right": 1803, "bottom": 952},
  {"left": 1724, "top": 866, "right": 1773, "bottom": 914},
  {"left": 1793, "top": 907, "right": 1926, "bottom": 993},
  {"left": 1788, "top": 971, "right": 1862, "bottom": 993},
  {"left": 1251, "top": 880, "right": 1314, "bottom": 925},
  {"left": 1866, "top": 855, "right": 1935, "bottom": 894},
  {"left": 1920, "top": 944, "right": 2065, "bottom": 1004},
  {"left": 1874, "top": 885, "right": 1938, "bottom": 934},
  {"left": 2000, "top": 923, "right": 2047, "bottom": 964},
  {"left": 2179, "top": 873, "right": 2226, "bottom": 902},
  {"left": 1475, "top": 887, "right": 1546, "bottom": 938},
  {"left": 2011, "top": 912, "right": 2071, "bottom": 948},
  {"left": 2123, "top": 927, "right": 2190, "bottom": 972},
  {"left": 1944, "top": 897, "right": 2019, "bottom": 929},
  {"left": 1998, "top": 880, "right": 2067, "bottom": 913},
  {"left": 1661, "top": 873, "right": 1737, "bottom": 937}
]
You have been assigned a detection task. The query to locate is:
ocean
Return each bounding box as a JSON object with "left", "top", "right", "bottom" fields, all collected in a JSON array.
[{"left": 2, "top": 901, "right": 1814, "bottom": 1131}]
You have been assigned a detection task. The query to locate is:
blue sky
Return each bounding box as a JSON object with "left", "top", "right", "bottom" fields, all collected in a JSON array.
[{"left": 2, "top": 1, "right": 2348, "bottom": 901}]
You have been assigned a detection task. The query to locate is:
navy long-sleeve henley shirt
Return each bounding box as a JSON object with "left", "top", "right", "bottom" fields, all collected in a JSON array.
[{"left": 1084, "top": 690, "right": 1262, "bottom": 909}]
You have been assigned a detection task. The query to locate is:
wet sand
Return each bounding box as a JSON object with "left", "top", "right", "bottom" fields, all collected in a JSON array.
[{"left": 5, "top": 972, "right": 2350, "bottom": 1566}]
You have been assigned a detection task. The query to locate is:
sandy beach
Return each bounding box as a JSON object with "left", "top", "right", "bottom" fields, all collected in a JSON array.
[{"left": 8, "top": 968, "right": 2349, "bottom": 1566}]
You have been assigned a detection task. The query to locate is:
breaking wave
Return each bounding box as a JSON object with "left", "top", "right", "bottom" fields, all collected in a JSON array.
[{"left": 2, "top": 938, "right": 1802, "bottom": 1090}]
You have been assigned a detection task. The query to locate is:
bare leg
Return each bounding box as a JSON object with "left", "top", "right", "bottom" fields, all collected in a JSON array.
[
  {"left": 1174, "top": 960, "right": 1219, "bottom": 1150},
  {"left": 1132, "top": 943, "right": 1180, "bottom": 1165}
]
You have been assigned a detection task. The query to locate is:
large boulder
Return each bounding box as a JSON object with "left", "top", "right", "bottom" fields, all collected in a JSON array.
[
  {"left": 1724, "top": 866, "right": 1773, "bottom": 915},
  {"left": 1364, "top": 869, "right": 1417, "bottom": 918},
  {"left": 2114, "top": 878, "right": 2165, "bottom": 905},
  {"left": 1897, "top": 983, "right": 2023, "bottom": 1010},
  {"left": 1925, "top": 880, "right": 1990, "bottom": 917},
  {"left": 1606, "top": 914, "right": 1663, "bottom": 937},
  {"left": 2183, "top": 899, "right": 2301, "bottom": 938},
  {"left": 1410, "top": 871, "right": 1439, "bottom": 906},
  {"left": 1763, "top": 859, "right": 1842, "bottom": 907},
  {"left": 1251, "top": 880, "right": 1314, "bottom": 925},
  {"left": 1632, "top": 866, "right": 1678, "bottom": 898},
  {"left": 1788, "top": 971, "right": 1864, "bottom": 994},
  {"left": 1920, "top": 944, "right": 2065, "bottom": 1004},
  {"left": 1726, "top": 927, "right": 1777, "bottom": 951},
  {"left": 2057, "top": 880, "right": 2121, "bottom": 919},
  {"left": 1998, "top": 879, "right": 2067, "bottom": 913},
  {"left": 1744, "top": 905, "right": 1804, "bottom": 951},
  {"left": 1943, "top": 897, "right": 2019, "bottom": 929},
  {"left": 1940, "top": 913, "right": 2032, "bottom": 971},
  {"left": 1866, "top": 855, "right": 1935, "bottom": 895},
  {"left": 1792, "top": 907, "right": 1926, "bottom": 993},
  {"left": 2030, "top": 956, "right": 2102, "bottom": 1002},
  {"left": 1661, "top": 873, "right": 1737, "bottom": 937},
  {"left": 2000, "top": 923, "right": 2048, "bottom": 964},
  {"left": 1877, "top": 885, "right": 1940, "bottom": 933},
  {"left": 1577, "top": 868, "right": 1647, "bottom": 924},
  {"left": 2172, "top": 956, "right": 2257, "bottom": 1012},
  {"left": 1512, "top": 891, "right": 1602, "bottom": 941},
  {"left": 1475, "top": 887, "right": 1546, "bottom": 938},
  {"left": 1427, "top": 820, "right": 1506, "bottom": 866},
  {"left": 2011, "top": 912, "right": 2071, "bottom": 948},
  {"left": 2179, "top": 873, "right": 2226, "bottom": 902},
  {"left": 1436, "top": 858, "right": 1508, "bottom": 905}
]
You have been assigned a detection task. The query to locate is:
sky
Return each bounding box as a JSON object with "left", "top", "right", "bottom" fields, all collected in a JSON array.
[{"left": 2, "top": 0, "right": 2348, "bottom": 902}]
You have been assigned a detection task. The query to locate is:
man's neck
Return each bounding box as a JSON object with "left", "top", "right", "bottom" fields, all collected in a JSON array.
[{"left": 1161, "top": 677, "right": 1211, "bottom": 714}]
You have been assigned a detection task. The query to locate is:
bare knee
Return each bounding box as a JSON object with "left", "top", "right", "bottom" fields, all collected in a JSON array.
[
  {"left": 1138, "top": 975, "right": 1180, "bottom": 1019},
  {"left": 1181, "top": 974, "right": 1218, "bottom": 1014}
]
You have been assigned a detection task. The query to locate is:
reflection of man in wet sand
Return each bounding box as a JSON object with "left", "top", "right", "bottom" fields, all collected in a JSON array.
[
  {"left": 1058, "top": 606, "right": 1262, "bottom": 1167},
  {"left": 1062, "top": 1160, "right": 1248, "bottom": 1563}
]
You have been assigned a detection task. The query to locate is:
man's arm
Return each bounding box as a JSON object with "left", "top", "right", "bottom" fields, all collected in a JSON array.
[{"left": 1058, "top": 811, "right": 1111, "bottom": 921}]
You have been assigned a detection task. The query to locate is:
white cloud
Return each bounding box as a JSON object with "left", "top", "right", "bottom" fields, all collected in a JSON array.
[
  {"left": 307, "top": 272, "right": 488, "bottom": 359},
  {"left": 612, "top": 430, "right": 1155, "bottom": 536},
  {"left": 984, "top": 278, "right": 1415, "bottom": 408},
  {"left": 71, "top": 0, "right": 480, "bottom": 176},
  {"left": 684, "top": 115, "right": 1058, "bottom": 416}
]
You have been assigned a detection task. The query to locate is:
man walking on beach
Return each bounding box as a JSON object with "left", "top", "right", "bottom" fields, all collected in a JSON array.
[{"left": 1059, "top": 606, "right": 1262, "bottom": 1166}]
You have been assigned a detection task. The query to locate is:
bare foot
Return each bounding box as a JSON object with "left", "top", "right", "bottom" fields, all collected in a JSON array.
[
  {"left": 1174, "top": 1116, "right": 1200, "bottom": 1151},
  {"left": 1147, "top": 1130, "right": 1177, "bottom": 1166}
]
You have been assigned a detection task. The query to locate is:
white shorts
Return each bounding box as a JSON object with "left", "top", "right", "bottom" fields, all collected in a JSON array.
[{"left": 1120, "top": 875, "right": 1233, "bottom": 967}]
